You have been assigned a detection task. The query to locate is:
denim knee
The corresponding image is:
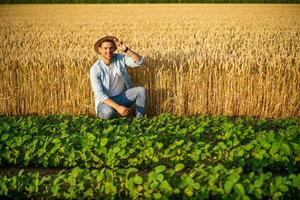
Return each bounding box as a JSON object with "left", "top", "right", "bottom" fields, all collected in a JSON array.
[
  {"left": 137, "top": 86, "right": 146, "bottom": 97},
  {"left": 97, "top": 106, "right": 115, "bottom": 119}
]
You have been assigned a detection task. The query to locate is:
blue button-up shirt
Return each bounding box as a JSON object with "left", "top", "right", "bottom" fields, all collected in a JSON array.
[{"left": 90, "top": 54, "right": 144, "bottom": 114}]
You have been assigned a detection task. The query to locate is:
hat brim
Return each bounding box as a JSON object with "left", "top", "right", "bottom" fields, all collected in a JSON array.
[{"left": 94, "top": 36, "right": 119, "bottom": 54}]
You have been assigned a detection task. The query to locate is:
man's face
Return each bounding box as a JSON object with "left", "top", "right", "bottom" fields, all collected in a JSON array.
[{"left": 99, "top": 41, "right": 115, "bottom": 60}]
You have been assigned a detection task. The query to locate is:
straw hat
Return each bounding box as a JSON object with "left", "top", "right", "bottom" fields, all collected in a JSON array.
[{"left": 94, "top": 36, "right": 119, "bottom": 54}]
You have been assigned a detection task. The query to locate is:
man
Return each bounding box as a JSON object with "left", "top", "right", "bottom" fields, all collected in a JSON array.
[{"left": 90, "top": 36, "right": 147, "bottom": 119}]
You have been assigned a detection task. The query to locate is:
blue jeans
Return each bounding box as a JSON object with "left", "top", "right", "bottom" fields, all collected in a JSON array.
[{"left": 97, "top": 87, "right": 147, "bottom": 119}]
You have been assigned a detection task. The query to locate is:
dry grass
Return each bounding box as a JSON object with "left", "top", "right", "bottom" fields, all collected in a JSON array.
[{"left": 0, "top": 4, "right": 299, "bottom": 118}]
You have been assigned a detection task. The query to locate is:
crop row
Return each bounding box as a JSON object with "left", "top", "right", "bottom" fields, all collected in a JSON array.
[
  {"left": 1, "top": 115, "right": 299, "bottom": 172},
  {"left": 1, "top": 165, "right": 300, "bottom": 199}
]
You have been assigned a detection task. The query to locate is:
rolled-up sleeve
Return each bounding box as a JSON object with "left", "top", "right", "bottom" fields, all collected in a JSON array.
[
  {"left": 90, "top": 67, "right": 109, "bottom": 104},
  {"left": 125, "top": 55, "right": 145, "bottom": 68}
]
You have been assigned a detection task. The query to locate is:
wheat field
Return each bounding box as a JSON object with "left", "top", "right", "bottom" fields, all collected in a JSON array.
[{"left": 0, "top": 4, "right": 299, "bottom": 118}]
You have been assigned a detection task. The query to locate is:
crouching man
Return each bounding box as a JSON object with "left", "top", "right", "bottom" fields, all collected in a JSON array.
[{"left": 90, "top": 36, "right": 147, "bottom": 119}]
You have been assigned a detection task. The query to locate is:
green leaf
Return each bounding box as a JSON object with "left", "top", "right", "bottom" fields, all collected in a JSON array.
[
  {"left": 155, "top": 165, "right": 166, "bottom": 174},
  {"left": 184, "top": 186, "right": 194, "bottom": 197},
  {"left": 18, "top": 169, "right": 24, "bottom": 176},
  {"left": 262, "top": 172, "right": 272, "bottom": 180},
  {"left": 137, "top": 185, "right": 143, "bottom": 192},
  {"left": 133, "top": 176, "right": 143, "bottom": 185},
  {"left": 281, "top": 143, "right": 291, "bottom": 156},
  {"left": 293, "top": 174, "right": 300, "bottom": 188},
  {"left": 234, "top": 183, "right": 245, "bottom": 196},
  {"left": 92, "top": 154, "right": 100, "bottom": 162},
  {"left": 192, "top": 182, "right": 200, "bottom": 190},
  {"left": 100, "top": 138, "right": 108, "bottom": 147},
  {"left": 175, "top": 163, "right": 185, "bottom": 172},
  {"left": 174, "top": 188, "right": 181, "bottom": 194},
  {"left": 150, "top": 181, "right": 159, "bottom": 189},
  {"left": 126, "top": 168, "right": 138, "bottom": 178},
  {"left": 270, "top": 142, "right": 280, "bottom": 155},
  {"left": 159, "top": 180, "right": 172, "bottom": 192},
  {"left": 254, "top": 188, "right": 262, "bottom": 199},
  {"left": 273, "top": 191, "right": 283, "bottom": 198},
  {"left": 275, "top": 176, "right": 283, "bottom": 186},
  {"left": 153, "top": 192, "right": 161, "bottom": 199},
  {"left": 86, "top": 133, "right": 96, "bottom": 141},
  {"left": 22, "top": 135, "right": 32, "bottom": 142},
  {"left": 0, "top": 180, "right": 8, "bottom": 196},
  {"left": 166, "top": 169, "right": 175, "bottom": 177},
  {"left": 242, "top": 195, "right": 250, "bottom": 200},
  {"left": 237, "top": 149, "right": 244, "bottom": 157},
  {"left": 51, "top": 185, "right": 59, "bottom": 196},
  {"left": 156, "top": 142, "right": 163, "bottom": 149},
  {"left": 52, "top": 138, "right": 61, "bottom": 144},
  {"left": 262, "top": 142, "right": 271, "bottom": 150},
  {"left": 228, "top": 172, "right": 240, "bottom": 184},
  {"left": 254, "top": 178, "right": 263, "bottom": 188},
  {"left": 224, "top": 181, "right": 234, "bottom": 193},
  {"left": 152, "top": 156, "right": 159, "bottom": 163},
  {"left": 278, "top": 184, "right": 289, "bottom": 192},
  {"left": 83, "top": 188, "right": 93, "bottom": 198},
  {"left": 157, "top": 174, "right": 164, "bottom": 182},
  {"left": 292, "top": 143, "right": 300, "bottom": 155},
  {"left": 113, "top": 146, "right": 121, "bottom": 153},
  {"left": 60, "top": 133, "right": 69, "bottom": 139},
  {"left": 1, "top": 134, "right": 9, "bottom": 141},
  {"left": 148, "top": 172, "right": 156, "bottom": 182}
]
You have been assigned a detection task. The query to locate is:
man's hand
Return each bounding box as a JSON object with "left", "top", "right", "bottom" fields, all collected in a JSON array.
[
  {"left": 116, "top": 40, "right": 127, "bottom": 52},
  {"left": 116, "top": 105, "right": 130, "bottom": 116},
  {"left": 115, "top": 39, "right": 143, "bottom": 64},
  {"left": 103, "top": 98, "right": 130, "bottom": 117}
]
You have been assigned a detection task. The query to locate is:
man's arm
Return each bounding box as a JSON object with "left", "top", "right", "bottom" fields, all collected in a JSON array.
[
  {"left": 103, "top": 98, "right": 130, "bottom": 117},
  {"left": 116, "top": 40, "right": 143, "bottom": 64},
  {"left": 125, "top": 48, "right": 142, "bottom": 63},
  {"left": 90, "top": 66, "right": 109, "bottom": 103}
]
